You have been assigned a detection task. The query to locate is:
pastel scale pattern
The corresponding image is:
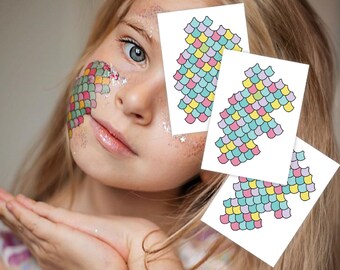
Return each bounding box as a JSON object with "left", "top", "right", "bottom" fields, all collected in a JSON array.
[
  {"left": 220, "top": 150, "right": 315, "bottom": 231},
  {"left": 216, "top": 64, "right": 296, "bottom": 166},
  {"left": 67, "top": 61, "right": 119, "bottom": 138},
  {"left": 174, "top": 16, "right": 243, "bottom": 124}
]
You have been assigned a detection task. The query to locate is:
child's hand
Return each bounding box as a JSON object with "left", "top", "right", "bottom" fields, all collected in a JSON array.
[
  {"left": 0, "top": 190, "right": 126, "bottom": 270},
  {"left": 0, "top": 189, "right": 183, "bottom": 270}
]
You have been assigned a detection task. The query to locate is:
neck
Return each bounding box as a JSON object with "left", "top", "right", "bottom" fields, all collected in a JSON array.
[{"left": 47, "top": 174, "right": 182, "bottom": 232}]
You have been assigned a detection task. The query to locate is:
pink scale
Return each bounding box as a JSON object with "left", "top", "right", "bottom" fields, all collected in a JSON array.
[
  {"left": 218, "top": 154, "right": 228, "bottom": 164},
  {"left": 185, "top": 114, "right": 196, "bottom": 124},
  {"left": 231, "top": 157, "right": 241, "bottom": 166},
  {"left": 198, "top": 113, "right": 208, "bottom": 122},
  {"left": 293, "top": 168, "right": 302, "bottom": 177}
]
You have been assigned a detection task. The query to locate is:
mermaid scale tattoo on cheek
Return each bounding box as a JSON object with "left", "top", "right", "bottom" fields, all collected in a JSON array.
[{"left": 67, "top": 61, "right": 121, "bottom": 138}]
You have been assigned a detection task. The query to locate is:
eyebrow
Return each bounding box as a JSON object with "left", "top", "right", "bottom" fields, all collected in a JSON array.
[{"left": 121, "top": 19, "right": 154, "bottom": 44}]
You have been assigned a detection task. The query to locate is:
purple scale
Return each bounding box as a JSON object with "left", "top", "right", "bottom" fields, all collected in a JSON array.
[
  {"left": 255, "top": 126, "right": 263, "bottom": 136},
  {"left": 282, "top": 208, "right": 291, "bottom": 218},
  {"left": 275, "top": 79, "right": 285, "bottom": 89},
  {"left": 307, "top": 183, "right": 315, "bottom": 192},
  {"left": 207, "top": 47, "right": 216, "bottom": 57},
  {"left": 192, "top": 74, "right": 201, "bottom": 83},
  {"left": 217, "top": 25, "right": 226, "bottom": 36},
  {"left": 286, "top": 92, "right": 296, "bottom": 102},
  {"left": 88, "top": 75, "right": 95, "bottom": 84},
  {"left": 290, "top": 160, "right": 299, "bottom": 170},
  {"left": 301, "top": 167, "right": 310, "bottom": 177},
  {"left": 231, "top": 34, "right": 241, "bottom": 44},
  {"left": 241, "top": 205, "right": 249, "bottom": 214},
  {"left": 263, "top": 77, "right": 272, "bottom": 87},
  {"left": 183, "top": 95, "right": 192, "bottom": 104},
  {"left": 252, "top": 101, "right": 261, "bottom": 110},
  {"left": 201, "top": 54, "right": 210, "bottom": 63},
  {"left": 237, "top": 118, "right": 246, "bottom": 127},
  {"left": 234, "top": 137, "right": 243, "bottom": 147},
  {"left": 175, "top": 82, "right": 184, "bottom": 90},
  {"left": 259, "top": 97, "right": 268, "bottom": 107},
  {"left": 274, "top": 124, "right": 283, "bottom": 135},
  {"left": 222, "top": 135, "right": 231, "bottom": 144},
  {"left": 184, "top": 24, "right": 194, "bottom": 34},
  {"left": 291, "top": 152, "right": 297, "bottom": 162},
  {"left": 264, "top": 203, "right": 272, "bottom": 212},
  {"left": 251, "top": 188, "right": 259, "bottom": 196},
  {"left": 198, "top": 22, "right": 207, "bottom": 32},
  {"left": 204, "top": 28, "right": 214, "bottom": 37},
  {"left": 233, "top": 182, "right": 241, "bottom": 191},
  {"left": 235, "top": 92, "right": 243, "bottom": 101},
  {"left": 212, "top": 76, "right": 218, "bottom": 86},
  {"left": 258, "top": 70, "right": 267, "bottom": 80},
  {"left": 231, "top": 198, "right": 238, "bottom": 206},
  {"left": 182, "top": 50, "right": 191, "bottom": 60},
  {"left": 195, "top": 94, "right": 204, "bottom": 103},
  {"left": 95, "top": 84, "right": 102, "bottom": 93},
  {"left": 244, "top": 68, "right": 254, "bottom": 78},
  {"left": 218, "top": 120, "right": 227, "bottom": 129}
]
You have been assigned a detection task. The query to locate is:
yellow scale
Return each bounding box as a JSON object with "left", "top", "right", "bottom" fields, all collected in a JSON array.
[
  {"left": 198, "top": 33, "right": 208, "bottom": 43},
  {"left": 281, "top": 85, "right": 290, "bottom": 96},
  {"left": 194, "top": 49, "right": 203, "bottom": 59},
  {"left": 263, "top": 113, "right": 272, "bottom": 122},
  {"left": 84, "top": 68, "right": 90, "bottom": 75},
  {"left": 246, "top": 140, "right": 256, "bottom": 150},
  {"left": 202, "top": 63, "right": 212, "bottom": 72},
  {"left": 207, "top": 92, "right": 215, "bottom": 102},
  {"left": 232, "top": 111, "right": 241, "bottom": 121},
  {"left": 189, "top": 99, "right": 199, "bottom": 109},
  {"left": 289, "top": 184, "right": 299, "bottom": 194},
  {"left": 95, "top": 76, "right": 103, "bottom": 84},
  {"left": 185, "top": 34, "right": 195, "bottom": 44},
  {"left": 300, "top": 192, "right": 310, "bottom": 201},
  {"left": 185, "top": 69, "right": 195, "bottom": 79}
]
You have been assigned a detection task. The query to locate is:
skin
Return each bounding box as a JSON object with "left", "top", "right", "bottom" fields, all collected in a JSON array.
[{"left": 0, "top": 0, "right": 223, "bottom": 269}]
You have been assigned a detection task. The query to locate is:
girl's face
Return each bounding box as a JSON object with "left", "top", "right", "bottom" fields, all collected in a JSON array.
[{"left": 69, "top": 0, "right": 214, "bottom": 192}]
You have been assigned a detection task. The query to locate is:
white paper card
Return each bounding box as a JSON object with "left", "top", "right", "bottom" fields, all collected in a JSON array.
[
  {"left": 157, "top": 4, "right": 249, "bottom": 135},
  {"left": 201, "top": 138, "right": 339, "bottom": 267},
  {"left": 202, "top": 50, "right": 309, "bottom": 183}
]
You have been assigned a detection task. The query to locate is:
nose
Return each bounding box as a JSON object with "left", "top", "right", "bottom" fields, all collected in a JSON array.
[{"left": 115, "top": 71, "right": 164, "bottom": 125}]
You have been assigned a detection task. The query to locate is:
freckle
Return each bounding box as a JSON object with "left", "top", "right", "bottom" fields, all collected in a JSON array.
[{"left": 79, "top": 127, "right": 88, "bottom": 149}]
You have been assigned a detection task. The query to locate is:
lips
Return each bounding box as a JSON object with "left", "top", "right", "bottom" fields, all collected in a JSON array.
[{"left": 90, "top": 117, "right": 137, "bottom": 156}]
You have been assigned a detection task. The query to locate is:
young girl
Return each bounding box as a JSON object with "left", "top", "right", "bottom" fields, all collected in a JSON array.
[{"left": 0, "top": 0, "right": 339, "bottom": 269}]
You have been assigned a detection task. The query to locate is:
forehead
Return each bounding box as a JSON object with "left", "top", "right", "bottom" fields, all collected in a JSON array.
[{"left": 127, "top": 0, "right": 219, "bottom": 20}]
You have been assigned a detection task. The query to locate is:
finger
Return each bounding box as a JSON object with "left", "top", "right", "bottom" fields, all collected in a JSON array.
[
  {"left": 0, "top": 200, "right": 38, "bottom": 247},
  {"left": 6, "top": 200, "right": 58, "bottom": 242},
  {"left": 0, "top": 188, "right": 15, "bottom": 202},
  {"left": 16, "top": 196, "right": 130, "bottom": 259}
]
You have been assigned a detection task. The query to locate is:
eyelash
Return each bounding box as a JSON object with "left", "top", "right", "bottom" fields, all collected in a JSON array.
[{"left": 118, "top": 36, "right": 147, "bottom": 65}]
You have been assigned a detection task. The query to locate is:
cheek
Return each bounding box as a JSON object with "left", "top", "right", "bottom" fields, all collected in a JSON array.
[{"left": 67, "top": 60, "right": 127, "bottom": 138}]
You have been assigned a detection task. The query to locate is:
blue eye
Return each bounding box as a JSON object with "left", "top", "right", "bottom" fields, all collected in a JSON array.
[{"left": 123, "top": 40, "right": 146, "bottom": 63}]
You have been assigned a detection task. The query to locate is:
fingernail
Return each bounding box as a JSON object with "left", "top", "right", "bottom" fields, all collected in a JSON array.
[{"left": 6, "top": 202, "right": 14, "bottom": 212}]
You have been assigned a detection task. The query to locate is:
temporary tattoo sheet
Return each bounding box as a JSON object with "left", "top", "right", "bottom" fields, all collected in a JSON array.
[
  {"left": 157, "top": 4, "right": 249, "bottom": 135},
  {"left": 202, "top": 50, "right": 309, "bottom": 183},
  {"left": 202, "top": 138, "right": 339, "bottom": 267}
]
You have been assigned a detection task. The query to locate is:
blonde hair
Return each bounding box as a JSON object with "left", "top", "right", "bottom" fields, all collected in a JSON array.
[{"left": 13, "top": 0, "right": 339, "bottom": 269}]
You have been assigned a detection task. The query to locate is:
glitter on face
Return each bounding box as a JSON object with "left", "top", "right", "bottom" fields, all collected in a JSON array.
[{"left": 179, "top": 136, "right": 186, "bottom": 143}]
